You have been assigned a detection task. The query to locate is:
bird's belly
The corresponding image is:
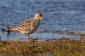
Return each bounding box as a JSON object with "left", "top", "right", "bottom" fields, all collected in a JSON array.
[{"left": 19, "top": 25, "right": 39, "bottom": 34}]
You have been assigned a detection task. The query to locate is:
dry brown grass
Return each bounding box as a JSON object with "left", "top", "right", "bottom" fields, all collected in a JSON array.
[{"left": 0, "top": 38, "right": 84, "bottom": 56}]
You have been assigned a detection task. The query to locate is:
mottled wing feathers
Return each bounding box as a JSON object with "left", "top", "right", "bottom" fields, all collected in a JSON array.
[
  {"left": 11, "top": 18, "right": 33, "bottom": 31},
  {"left": 20, "top": 18, "right": 33, "bottom": 25}
]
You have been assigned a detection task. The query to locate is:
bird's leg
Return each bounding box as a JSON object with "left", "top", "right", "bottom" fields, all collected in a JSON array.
[
  {"left": 26, "top": 34, "right": 33, "bottom": 42},
  {"left": 17, "top": 33, "right": 20, "bottom": 41},
  {"left": 25, "top": 34, "right": 30, "bottom": 40},
  {"left": 28, "top": 35, "right": 33, "bottom": 42},
  {"left": 27, "top": 34, "right": 29, "bottom": 39}
]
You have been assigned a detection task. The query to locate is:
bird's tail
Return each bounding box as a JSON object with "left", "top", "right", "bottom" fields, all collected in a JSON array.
[{"left": 0, "top": 24, "right": 18, "bottom": 32}]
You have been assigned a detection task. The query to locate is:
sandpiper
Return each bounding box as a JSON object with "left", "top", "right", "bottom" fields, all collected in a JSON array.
[{"left": 11, "top": 13, "right": 43, "bottom": 37}]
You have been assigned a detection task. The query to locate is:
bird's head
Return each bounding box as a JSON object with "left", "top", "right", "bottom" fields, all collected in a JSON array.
[{"left": 34, "top": 13, "right": 43, "bottom": 20}]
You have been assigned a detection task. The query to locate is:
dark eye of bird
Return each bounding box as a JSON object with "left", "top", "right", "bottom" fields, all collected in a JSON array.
[{"left": 38, "top": 16, "right": 40, "bottom": 17}]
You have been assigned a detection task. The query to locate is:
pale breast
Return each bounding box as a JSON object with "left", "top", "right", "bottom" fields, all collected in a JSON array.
[{"left": 27, "top": 20, "right": 40, "bottom": 34}]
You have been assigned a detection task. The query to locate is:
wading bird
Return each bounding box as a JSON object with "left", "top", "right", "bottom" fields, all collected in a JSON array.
[{"left": 11, "top": 13, "right": 43, "bottom": 38}]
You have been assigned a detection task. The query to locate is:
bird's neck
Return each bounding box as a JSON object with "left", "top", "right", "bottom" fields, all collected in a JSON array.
[{"left": 34, "top": 17, "right": 40, "bottom": 21}]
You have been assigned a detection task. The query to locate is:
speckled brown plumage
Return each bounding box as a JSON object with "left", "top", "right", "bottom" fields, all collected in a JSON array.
[{"left": 11, "top": 13, "right": 43, "bottom": 35}]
